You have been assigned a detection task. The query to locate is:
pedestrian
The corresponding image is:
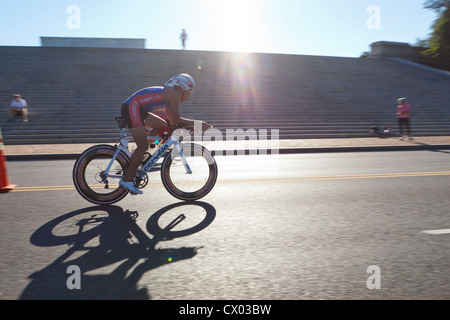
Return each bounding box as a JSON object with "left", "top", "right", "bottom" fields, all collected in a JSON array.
[
  {"left": 180, "top": 29, "right": 187, "bottom": 50},
  {"left": 396, "top": 97, "right": 412, "bottom": 140},
  {"left": 119, "top": 73, "right": 210, "bottom": 195},
  {"left": 7, "top": 94, "right": 28, "bottom": 122}
]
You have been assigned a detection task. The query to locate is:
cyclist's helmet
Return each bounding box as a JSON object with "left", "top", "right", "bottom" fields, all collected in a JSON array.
[
  {"left": 165, "top": 73, "right": 195, "bottom": 92},
  {"left": 397, "top": 97, "right": 407, "bottom": 104}
]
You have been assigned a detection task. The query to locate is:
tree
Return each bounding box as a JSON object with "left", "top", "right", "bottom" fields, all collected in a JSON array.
[
  {"left": 424, "top": 0, "right": 450, "bottom": 12},
  {"left": 423, "top": 0, "right": 450, "bottom": 70}
]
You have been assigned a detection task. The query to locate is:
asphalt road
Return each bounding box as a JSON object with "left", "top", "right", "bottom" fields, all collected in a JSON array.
[{"left": 1, "top": 150, "right": 450, "bottom": 300}]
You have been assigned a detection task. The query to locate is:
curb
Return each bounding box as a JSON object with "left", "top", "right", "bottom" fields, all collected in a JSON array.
[{"left": 5, "top": 144, "right": 450, "bottom": 161}]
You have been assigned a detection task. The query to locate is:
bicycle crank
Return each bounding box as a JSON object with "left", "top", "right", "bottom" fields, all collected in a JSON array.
[{"left": 134, "top": 170, "right": 149, "bottom": 189}]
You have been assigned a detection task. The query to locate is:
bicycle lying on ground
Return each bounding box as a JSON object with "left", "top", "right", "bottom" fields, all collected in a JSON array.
[
  {"left": 370, "top": 125, "right": 396, "bottom": 138},
  {"left": 73, "top": 117, "right": 218, "bottom": 205}
]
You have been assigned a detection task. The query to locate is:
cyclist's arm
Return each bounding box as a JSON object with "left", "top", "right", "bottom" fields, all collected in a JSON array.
[
  {"left": 162, "top": 87, "right": 180, "bottom": 126},
  {"left": 163, "top": 87, "right": 209, "bottom": 129}
]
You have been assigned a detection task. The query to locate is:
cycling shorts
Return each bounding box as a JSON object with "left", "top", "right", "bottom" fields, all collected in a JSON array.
[{"left": 121, "top": 103, "right": 148, "bottom": 128}]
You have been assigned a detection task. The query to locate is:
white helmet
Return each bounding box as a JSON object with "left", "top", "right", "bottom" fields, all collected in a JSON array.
[
  {"left": 165, "top": 73, "right": 195, "bottom": 91},
  {"left": 397, "top": 97, "right": 407, "bottom": 104}
]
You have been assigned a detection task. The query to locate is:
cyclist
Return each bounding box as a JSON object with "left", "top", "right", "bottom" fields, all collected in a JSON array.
[{"left": 120, "top": 73, "right": 209, "bottom": 195}]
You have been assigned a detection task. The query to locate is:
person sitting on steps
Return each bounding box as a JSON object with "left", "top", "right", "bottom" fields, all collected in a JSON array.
[{"left": 7, "top": 94, "right": 29, "bottom": 122}]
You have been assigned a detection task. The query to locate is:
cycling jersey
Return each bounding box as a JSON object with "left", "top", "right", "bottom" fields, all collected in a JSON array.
[{"left": 122, "top": 86, "right": 169, "bottom": 128}]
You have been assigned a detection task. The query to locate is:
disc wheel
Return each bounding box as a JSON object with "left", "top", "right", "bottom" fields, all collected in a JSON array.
[{"left": 73, "top": 145, "right": 130, "bottom": 205}]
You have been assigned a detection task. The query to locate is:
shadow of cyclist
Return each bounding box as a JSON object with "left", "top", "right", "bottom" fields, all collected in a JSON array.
[{"left": 20, "top": 202, "right": 216, "bottom": 300}]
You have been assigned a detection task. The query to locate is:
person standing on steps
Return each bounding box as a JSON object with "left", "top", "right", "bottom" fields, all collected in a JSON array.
[
  {"left": 396, "top": 97, "right": 412, "bottom": 140},
  {"left": 180, "top": 29, "right": 187, "bottom": 50}
]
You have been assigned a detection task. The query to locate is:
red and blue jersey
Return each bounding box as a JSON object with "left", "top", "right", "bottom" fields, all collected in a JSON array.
[
  {"left": 124, "top": 86, "right": 168, "bottom": 112},
  {"left": 123, "top": 86, "right": 169, "bottom": 128}
]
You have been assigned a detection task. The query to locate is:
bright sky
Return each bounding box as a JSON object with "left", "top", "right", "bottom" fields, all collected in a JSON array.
[{"left": 0, "top": 0, "right": 437, "bottom": 57}]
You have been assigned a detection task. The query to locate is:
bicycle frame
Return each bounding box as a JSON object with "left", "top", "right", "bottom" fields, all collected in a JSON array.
[
  {"left": 73, "top": 117, "right": 218, "bottom": 205},
  {"left": 103, "top": 127, "right": 192, "bottom": 181}
]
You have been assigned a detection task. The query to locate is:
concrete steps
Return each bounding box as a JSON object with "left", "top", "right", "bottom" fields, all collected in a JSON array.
[{"left": 1, "top": 46, "right": 449, "bottom": 145}]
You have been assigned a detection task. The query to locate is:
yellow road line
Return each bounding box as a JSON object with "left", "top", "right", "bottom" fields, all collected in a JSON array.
[
  {"left": 8, "top": 171, "right": 450, "bottom": 192},
  {"left": 218, "top": 171, "right": 450, "bottom": 184}
]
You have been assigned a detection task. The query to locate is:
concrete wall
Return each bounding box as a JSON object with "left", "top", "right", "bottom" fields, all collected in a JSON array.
[
  {"left": 40, "top": 37, "right": 146, "bottom": 49},
  {"left": 369, "top": 41, "right": 427, "bottom": 63}
]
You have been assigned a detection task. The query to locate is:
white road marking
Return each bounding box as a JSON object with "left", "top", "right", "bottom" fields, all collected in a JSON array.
[{"left": 422, "top": 229, "right": 450, "bottom": 235}]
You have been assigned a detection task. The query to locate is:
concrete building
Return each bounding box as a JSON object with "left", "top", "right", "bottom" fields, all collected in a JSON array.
[{"left": 40, "top": 37, "right": 146, "bottom": 49}]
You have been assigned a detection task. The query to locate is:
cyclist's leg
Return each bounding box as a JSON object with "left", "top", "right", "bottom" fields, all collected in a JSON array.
[
  {"left": 123, "top": 126, "right": 148, "bottom": 183},
  {"left": 145, "top": 112, "right": 168, "bottom": 136},
  {"left": 123, "top": 113, "right": 166, "bottom": 183},
  {"left": 121, "top": 102, "right": 148, "bottom": 184}
]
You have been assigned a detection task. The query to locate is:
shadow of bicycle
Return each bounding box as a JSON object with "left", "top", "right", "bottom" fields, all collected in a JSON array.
[{"left": 20, "top": 201, "right": 216, "bottom": 300}]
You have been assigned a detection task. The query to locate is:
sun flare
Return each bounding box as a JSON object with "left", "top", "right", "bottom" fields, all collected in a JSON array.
[{"left": 205, "top": 0, "right": 264, "bottom": 52}]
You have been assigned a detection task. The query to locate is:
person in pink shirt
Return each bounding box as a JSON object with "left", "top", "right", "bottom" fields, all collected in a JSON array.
[{"left": 396, "top": 97, "right": 412, "bottom": 140}]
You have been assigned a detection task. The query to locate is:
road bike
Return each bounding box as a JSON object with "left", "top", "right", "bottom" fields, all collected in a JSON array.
[{"left": 73, "top": 117, "right": 218, "bottom": 205}]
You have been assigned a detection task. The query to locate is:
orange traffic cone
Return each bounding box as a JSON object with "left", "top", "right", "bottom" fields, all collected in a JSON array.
[{"left": 0, "top": 129, "right": 16, "bottom": 192}]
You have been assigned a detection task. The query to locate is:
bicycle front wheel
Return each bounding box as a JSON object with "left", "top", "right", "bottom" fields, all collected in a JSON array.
[
  {"left": 161, "top": 143, "right": 218, "bottom": 201},
  {"left": 73, "top": 145, "right": 130, "bottom": 205}
]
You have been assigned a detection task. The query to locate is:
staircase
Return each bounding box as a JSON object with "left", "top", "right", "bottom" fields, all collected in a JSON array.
[{"left": 1, "top": 46, "right": 449, "bottom": 145}]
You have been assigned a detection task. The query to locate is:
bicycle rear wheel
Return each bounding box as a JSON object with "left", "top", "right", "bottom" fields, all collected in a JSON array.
[
  {"left": 73, "top": 145, "right": 130, "bottom": 205},
  {"left": 161, "top": 143, "right": 218, "bottom": 201}
]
